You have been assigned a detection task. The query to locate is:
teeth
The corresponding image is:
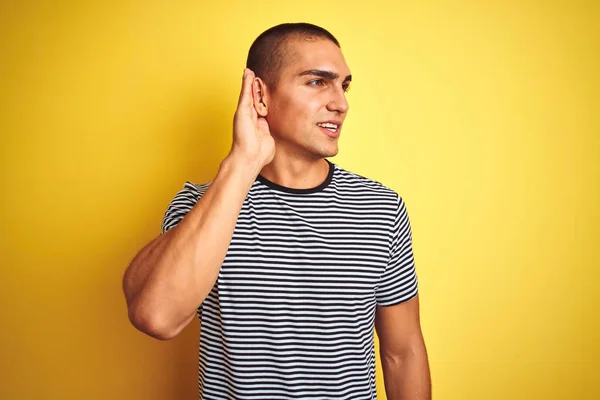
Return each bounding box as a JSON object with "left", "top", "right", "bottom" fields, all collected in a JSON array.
[{"left": 317, "top": 123, "right": 338, "bottom": 129}]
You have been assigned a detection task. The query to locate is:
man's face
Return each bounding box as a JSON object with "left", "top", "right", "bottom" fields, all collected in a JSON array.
[{"left": 265, "top": 38, "right": 351, "bottom": 160}]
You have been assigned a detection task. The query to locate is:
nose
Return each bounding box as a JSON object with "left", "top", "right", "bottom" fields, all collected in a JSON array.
[{"left": 326, "top": 85, "right": 349, "bottom": 114}]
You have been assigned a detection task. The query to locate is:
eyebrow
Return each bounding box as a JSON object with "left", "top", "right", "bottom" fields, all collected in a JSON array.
[{"left": 299, "top": 69, "right": 352, "bottom": 82}]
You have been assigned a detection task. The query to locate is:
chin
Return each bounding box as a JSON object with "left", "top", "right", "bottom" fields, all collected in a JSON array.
[
  {"left": 315, "top": 145, "right": 338, "bottom": 159},
  {"left": 327, "top": 148, "right": 339, "bottom": 157},
  {"left": 299, "top": 138, "right": 338, "bottom": 159}
]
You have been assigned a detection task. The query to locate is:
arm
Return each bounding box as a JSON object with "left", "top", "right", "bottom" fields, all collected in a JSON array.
[
  {"left": 122, "top": 68, "right": 274, "bottom": 340},
  {"left": 123, "top": 155, "right": 260, "bottom": 340},
  {"left": 375, "top": 295, "right": 431, "bottom": 400}
]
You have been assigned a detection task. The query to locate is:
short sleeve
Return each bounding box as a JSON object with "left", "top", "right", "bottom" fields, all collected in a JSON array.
[
  {"left": 161, "top": 182, "right": 210, "bottom": 234},
  {"left": 375, "top": 194, "right": 419, "bottom": 306}
]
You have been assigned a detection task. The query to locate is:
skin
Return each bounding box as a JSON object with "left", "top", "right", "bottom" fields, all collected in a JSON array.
[
  {"left": 251, "top": 38, "right": 351, "bottom": 189},
  {"left": 122, "top": 70, "right": 274, "bottom": 340},
  {"left": 123, "top": 36, "right": 430, "bottom": 399},
  {"left": 254, "top": 38, "right": 431, "bottom": 399},
  {"left": 376, "top": 296, "right": 432, "bottom": 399}
]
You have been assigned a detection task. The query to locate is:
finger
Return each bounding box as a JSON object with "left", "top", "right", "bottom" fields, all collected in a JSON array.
[
  {"left": 237, "top": 68, "right": 255, "bottom": 109},
  {"left": 251, "top": 78, "right": 259, "bottom": 105}
]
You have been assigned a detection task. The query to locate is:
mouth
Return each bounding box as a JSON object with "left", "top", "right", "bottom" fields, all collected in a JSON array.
[{"left": 316, "top": 121, "right": 342, "bottom": 138}]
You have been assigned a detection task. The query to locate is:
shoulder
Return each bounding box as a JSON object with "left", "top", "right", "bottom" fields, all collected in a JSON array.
[
  {"left": 164, "top": 181, "right": 212, "bottom": 212},
  {"left": 172, "top": 181, "right": 211, "bottom": 200},
  {"left": 332, "top": 163, "right": 401, "bottom": 205},
  {"left": 183, "top": 181, "right": 212, "bottom": 194},
  {"left": 161, "top": 181, "right": 211, "bottom": 233}
]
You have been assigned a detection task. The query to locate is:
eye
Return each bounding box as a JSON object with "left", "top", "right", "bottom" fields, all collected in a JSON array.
[
  {"left": 342, "top": 83, "right": 351, "bottom": 93},
  {"left": 308, "top": 79, "right": 326, "bottom": 87}
]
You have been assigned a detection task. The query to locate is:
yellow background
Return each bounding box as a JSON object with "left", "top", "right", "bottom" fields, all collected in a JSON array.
[{"left": 1, "top": 1, "right": 598, "bottom": 399}]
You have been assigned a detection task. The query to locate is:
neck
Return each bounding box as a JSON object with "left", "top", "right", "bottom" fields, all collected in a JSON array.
[{"left": 258, "top": 153, "right": 330, "bottom": 190}]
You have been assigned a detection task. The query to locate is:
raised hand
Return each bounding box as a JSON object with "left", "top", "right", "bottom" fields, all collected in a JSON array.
[{"left": 229, "top": 68, "right": 275, "bottom": 170}]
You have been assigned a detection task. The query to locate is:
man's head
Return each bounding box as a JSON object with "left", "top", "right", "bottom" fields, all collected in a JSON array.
[{"left": 246, "top": 23, "right": 351, "bottom": 160}]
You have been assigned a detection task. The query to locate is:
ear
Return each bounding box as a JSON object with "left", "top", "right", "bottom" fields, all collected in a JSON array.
[{"left": 252, "top": 77, "right": 268, "bottom": 117}]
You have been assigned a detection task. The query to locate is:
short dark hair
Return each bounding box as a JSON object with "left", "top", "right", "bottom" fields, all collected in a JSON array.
[{"left": 246, "top": 23, "right": 341, "bottom": 89}]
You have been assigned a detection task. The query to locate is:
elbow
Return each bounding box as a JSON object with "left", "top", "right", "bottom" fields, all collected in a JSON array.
[
  {"left": 380, "top": 339, "right": 428, "bottom": 371},
  {"left": 381, "top": 348, "right": 408, "bottom": 370},
  {"left": 380, "top": 341, "right": 421, "bottom": 368},
  {"left": 127, "top": 298, "right": 179, "bottom": 341}
]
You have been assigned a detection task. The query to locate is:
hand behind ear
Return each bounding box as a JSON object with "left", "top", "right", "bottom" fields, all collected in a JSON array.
[{"left": 230, "top": 68, "right": 275, "bottom": 168}]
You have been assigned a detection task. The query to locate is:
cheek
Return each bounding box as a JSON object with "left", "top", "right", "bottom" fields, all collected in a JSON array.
[
  {"left": 270, "top": 96, "right": 294, "bottom": 119},
  {"left": 269, "top": 92, "right": 323, "bottom": 130},
  {"left": 296, "top": 96, "right": 323, "bottom": 122}
]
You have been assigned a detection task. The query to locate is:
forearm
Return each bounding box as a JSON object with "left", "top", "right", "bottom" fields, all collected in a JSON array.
[
  {"left": 381, "top": 342, "right": 431, "bottom": 400},
  {"left": 123, "top": 154, "right": 261, "bottom": 339}
]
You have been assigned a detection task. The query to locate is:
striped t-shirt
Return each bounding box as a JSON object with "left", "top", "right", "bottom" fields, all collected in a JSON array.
[{"left": 161, "top": 159, "right": 419, "bottom": 400}]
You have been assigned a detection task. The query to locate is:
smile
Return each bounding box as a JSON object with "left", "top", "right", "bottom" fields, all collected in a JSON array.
[
  {"left": 317, "top": 121, "right": 341, "bottom": 138},
  {"left": 317, "top": 122, "right": 339, "bottom": 133}
]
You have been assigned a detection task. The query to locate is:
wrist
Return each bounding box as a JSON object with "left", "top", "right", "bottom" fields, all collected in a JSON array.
[
  {"left": 221, "top": 152, "right": 263, "bottom": 181},
  {"left": 221, "top": 150, "right": 263, "bottom": 177}
]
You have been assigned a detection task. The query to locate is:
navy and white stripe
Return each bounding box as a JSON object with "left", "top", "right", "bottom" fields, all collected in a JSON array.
[{"left": 161, "top": 159, "right": 418, "bottom": 400}]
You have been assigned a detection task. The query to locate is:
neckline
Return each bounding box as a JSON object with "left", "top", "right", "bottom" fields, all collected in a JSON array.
[{"left": 256, "top": 159, "right": 335, "bottom": 194}]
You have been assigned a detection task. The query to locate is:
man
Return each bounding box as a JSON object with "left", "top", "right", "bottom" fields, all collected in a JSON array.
[{"left": 123, "top": 23, "right": 431, "bottom": 399}]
